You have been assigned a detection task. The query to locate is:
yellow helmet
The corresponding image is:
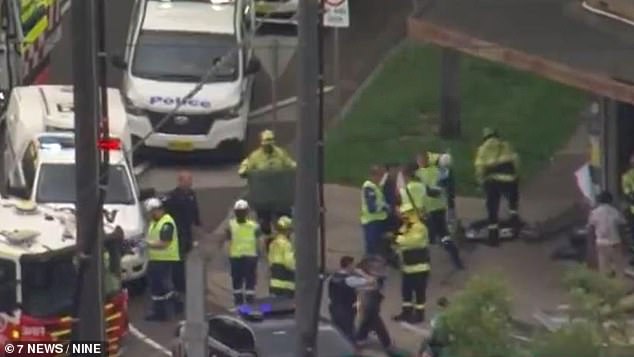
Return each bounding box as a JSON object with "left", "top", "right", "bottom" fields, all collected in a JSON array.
[
  {"left": 276, "top": 216, "right": 292, "bottom": 230},
  {"left": 260, "top": 129, "right": 275, "bottom": 144}
]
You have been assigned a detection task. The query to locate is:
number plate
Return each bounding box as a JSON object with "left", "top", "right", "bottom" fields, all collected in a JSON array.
[
  {"left": 167, "top": 140, "right": 194, "bottom": 152},
  {"left": 255, "top": 2, "right": 274, "bottom": 13}
]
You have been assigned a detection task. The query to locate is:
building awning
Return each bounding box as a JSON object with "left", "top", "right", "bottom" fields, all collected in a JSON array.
[{"left": 407, "top": 0, "right": 634, "bottom": 104}]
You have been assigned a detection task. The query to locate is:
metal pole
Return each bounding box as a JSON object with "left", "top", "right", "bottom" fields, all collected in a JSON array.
[
  {"left": 185, "top": 248, "right": 209, "bottom": 357},
  {"left": 96, "top": 0, "right": 110, "bottom": 173},
  {"left": 295, "top": 0, "right": 320, "bottom": 353},
  {"left": 71, "top": 0, "right": 105, "bottom": 346},
  {"left": 333, "top": 28, "right": 341, "bottom": 111},
  {"left": 271, "top": 38, "right": 279, "bottom": 126}
]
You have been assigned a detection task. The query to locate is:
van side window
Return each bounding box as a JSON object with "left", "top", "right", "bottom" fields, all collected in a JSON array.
[
  {"left": 22, "top": 142, "right": 37, "bottom": 193},
  {"left": 0, "top": 259, "right": 17, "bottom": 313}
]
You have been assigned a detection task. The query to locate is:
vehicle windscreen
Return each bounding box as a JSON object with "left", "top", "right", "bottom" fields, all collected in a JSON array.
[
  {"left": 35, "top": 163, "right": 134, "bottom": 204},
  {"left": 251, "top": 323, "right": 354, "bottom": 356},
  {"left": 21, "top": 254, "right": 121, "bottom": 318},
  {"left": 131, "top": 30, "right": 239, "bottom": 82}
]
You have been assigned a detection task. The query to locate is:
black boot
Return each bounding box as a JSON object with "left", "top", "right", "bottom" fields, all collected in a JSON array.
[
  {"left": 145, "top": 301, "right": 168, "bottom": 322},
  {"left": 172, "top": 295, "right": 184, "bottom": 315},
  {"left": 410, "top": 309, "right": 424, "bottom": 323},
  {"left": 245, "top": 293, "right": 255, "bottom": 305},
  {"left": 233, "top": 293, "right": 244, "bottom": 307},
  {"left": 392, "top": 306, "right": 412, "bottom": 322},
  {"left": 488, "top": 227, "right": 500, "bottom": 247}
]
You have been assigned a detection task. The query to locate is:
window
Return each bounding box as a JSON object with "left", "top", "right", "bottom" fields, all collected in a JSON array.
[
  {"left": 36, "top": 163, "right": 135, "bottom": 204},
  {"left": 21, "top": 252, "right": 120, "bottom": 318},
  {"left": 131, "top": 30, "right": 239, "bottom": 82},
  {"left": 0, "top": 259, "right": 17, "bottom": 313},
  {"left": 21, "top": 142, "right": 37, "bottom": 194}
]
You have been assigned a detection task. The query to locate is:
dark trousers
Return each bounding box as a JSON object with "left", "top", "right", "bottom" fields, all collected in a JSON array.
[
  {"left": 427, "top": 209, "right": 464, "bottom": 269},
  {"left": 401, "top": 271, "right": 428, "bottom": 313},
  {"left": 147, "top": 261, "right": 178, "bottom": 318},
  {"left": 329, "top": 303, "right": 356, "bottom": 343},
  {"left": 356, "top": 296, "right": 392, "bottom": 349},
  {"left": 256, "top": 208, "right": 292, "bottom": 235},
  {"left": 484, "top": 180, "right": 520, "bottom": 245},
  {"left": 362, "top": 220, "right": 387, "bottom": 256},
  {"left": 230, "top": 256, "right": 257, "bottom": 305},
  {"left": 627, "top": 212, "right": 634, "bottom": 258},
  {"left": 270, "top": 287, "right": 294, "bottom": 298},
  {"left": 172, "top": 236, "right": 192, "bottom": 293}
]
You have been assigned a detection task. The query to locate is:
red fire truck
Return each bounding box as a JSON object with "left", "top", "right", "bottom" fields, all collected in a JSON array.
[{"left": 0, "top": 199, "right": 128, "bottom": 356}]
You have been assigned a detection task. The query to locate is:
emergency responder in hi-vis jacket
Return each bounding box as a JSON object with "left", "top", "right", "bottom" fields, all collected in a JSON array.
[
  {"left": 238, "top": 129, "right": 296, "bottom": 236},
  {"left": 144, "top": 198, "right": 183, "bottom": 321},
  {"left": 392, "top": 203, "right": 431, "bottom": 324},
  {"left": 474, "top": 128, "right": 521, "bottom": 246},
  {"left": 400, "top": 163, "right": 426, "bottom": 213},
  {"left": 268, "top": 216, "right": 295, "bottom": 297},
  {"left": 417, "top": 153, "right": 464, "bottom": 270},
  {"left": 361, "top": 165, "right": 391, "bottom": 256},
  {"left": 621, "top": 154, "right": 634, "bottom": 258},
  {"left": 225, "top": 199, "right": 261, "bottom": 306}
]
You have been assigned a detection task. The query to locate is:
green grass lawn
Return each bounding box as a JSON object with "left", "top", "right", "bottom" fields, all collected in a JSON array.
[{"left": 324, "top": 43, "right": 587, "bottom": 196}]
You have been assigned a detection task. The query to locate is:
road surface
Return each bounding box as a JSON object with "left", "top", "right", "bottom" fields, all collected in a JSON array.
[{"left": 47, "top": 0, "right": 412, "bottom": 354}]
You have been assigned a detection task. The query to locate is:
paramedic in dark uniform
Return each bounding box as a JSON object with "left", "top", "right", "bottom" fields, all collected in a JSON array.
[
  {"left": 144, "top": 198, "right": 182, "bottom": 321},
  {"left": 355, "top": 256, "right": 403, "bottom": 357},
  {"left": 328, "top": 256, "right": 369, "bottom": 343},
  {"left": 164, "top": 170, "right": 201, "bottom": 294}
]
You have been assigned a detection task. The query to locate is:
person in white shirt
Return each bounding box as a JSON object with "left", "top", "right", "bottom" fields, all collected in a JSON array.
[{"left": 588, "top": 191, "right": 627, "bottom": 279}]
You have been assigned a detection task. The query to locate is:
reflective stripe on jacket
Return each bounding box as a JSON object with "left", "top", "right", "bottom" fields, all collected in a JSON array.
[
  {"left": 361, "top": 180, "right": 388, "bottom": 224},
  {"left": 396, "top": 220, "right": 430, "bottom": 274},
  {"left": 229, "top": 219, "right": 258, "bottom": 257},
  {"left": 148, "top": 214, "right": 180, "bottom": 261},
  {"left": 268, "top": 234, "right": 295, "bottom": 290},
  {"left": 622, "top": 169, "right": 634, "bottom": 214},
  {"left": 474, "top": 137, "right": 519, "bottom": 183}
]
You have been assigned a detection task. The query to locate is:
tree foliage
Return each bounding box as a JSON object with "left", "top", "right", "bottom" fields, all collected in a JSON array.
[
  {"left": 442, "top": 273, "right": 515, "bottom": 357},
  {"left": 531, "top": 264, "right": 634, "bottom": 357}
]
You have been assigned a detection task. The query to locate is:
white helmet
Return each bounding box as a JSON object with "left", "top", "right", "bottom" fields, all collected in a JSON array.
[
  {"left": 438, "top": 153, "right": 452, "bottom": 168},
  {"left": 144, "top": 198, "right": 163, "bottom": 212},
  {"left": 234, "top": 199, "right": 249, "bottom": 210}
]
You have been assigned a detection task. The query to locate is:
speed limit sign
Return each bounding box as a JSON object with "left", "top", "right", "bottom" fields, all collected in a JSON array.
[{"left": 323, "top": 0, "right": 349, "bottom": 27}]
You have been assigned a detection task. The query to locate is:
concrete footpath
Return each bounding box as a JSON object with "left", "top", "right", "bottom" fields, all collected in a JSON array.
[{"left": 197, "top": 123, "right": 594, "bottom": 355}]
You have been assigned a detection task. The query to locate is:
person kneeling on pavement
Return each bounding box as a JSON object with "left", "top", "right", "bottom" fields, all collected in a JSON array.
[
  {"left": 392, "top": 203, "right": 431, "bottom": 324},
  {"left": 418, "top": 297, "right": 451, "bottom": 357},
  {"left": 144, "top": 198, "right": 183, "bottom": 321},
  {"left": 268, "top": 216, "right": 295, "bottom": 298}
]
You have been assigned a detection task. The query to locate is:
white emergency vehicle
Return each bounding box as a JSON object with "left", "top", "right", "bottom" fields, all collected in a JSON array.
[
  {"left": 0, "top": 199, "right": 128, "bottom": 352},
  {"left": 1, "top": 85, "right": 133, "bottom": 166},
  {"left": 113, "top": 0, "right": 261, "bottom": 159},
  {"left": 0, "top": 113, "right": 149, "bottom": 284}
]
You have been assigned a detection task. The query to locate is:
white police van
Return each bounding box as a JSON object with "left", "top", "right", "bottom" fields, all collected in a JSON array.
[{"left": 113, "top": 0, "right": 261, "bottom": 159}]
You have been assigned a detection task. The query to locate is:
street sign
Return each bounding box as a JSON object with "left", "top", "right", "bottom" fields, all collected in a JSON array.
[
  {"left": 323, "top": 0, "right": 349, "bottom": 28},
  {"left": 253, "top": 35, "right": 298, "bottom": 79}
]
